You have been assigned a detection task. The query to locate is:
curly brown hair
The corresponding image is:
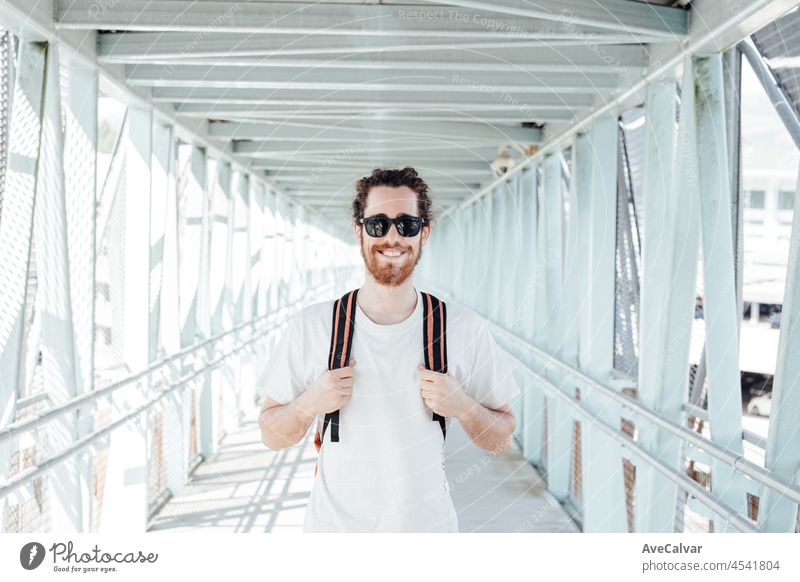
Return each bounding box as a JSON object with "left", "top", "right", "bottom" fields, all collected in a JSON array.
[{"left": 352, "top": 167, "right": 433, "bottom": 224}]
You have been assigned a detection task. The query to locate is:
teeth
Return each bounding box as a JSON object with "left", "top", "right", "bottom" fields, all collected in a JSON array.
[{"left": 380, "top": 250, "right": 402, "bottom": 257}]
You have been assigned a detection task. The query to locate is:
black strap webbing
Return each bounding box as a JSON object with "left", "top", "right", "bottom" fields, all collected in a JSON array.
[
  {"left": 421, "top": 292, "right": 448, "bottom": 441},
  {"left": 322, "top": 289, "right": 359, "bottom": 443},
  {"left": 321, "top": 289, "right": 449, "bottom": 444}
]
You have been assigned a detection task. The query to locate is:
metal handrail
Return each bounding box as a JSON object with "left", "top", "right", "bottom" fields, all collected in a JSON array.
[
  {"left": 0, "top": 314, "right": 280, "bottom": 500},
  {"left": 501, "top": 347, "right": 759, "bottom": 532},
  {"left": 0, "top": 284, "right": 335, "bottom": 445},
  {"left": 489, "top": 321, "right": 800, "bottom": 507}
]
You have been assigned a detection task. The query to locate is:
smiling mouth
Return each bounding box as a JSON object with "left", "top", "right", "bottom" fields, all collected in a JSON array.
[{"left": 377, "top": 249, "right": 405, "bottom": 258}]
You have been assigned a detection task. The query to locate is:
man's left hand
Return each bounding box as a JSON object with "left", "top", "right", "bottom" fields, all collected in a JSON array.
[{"left": 418, "top": 364, "right": 474, "bottom": 419}]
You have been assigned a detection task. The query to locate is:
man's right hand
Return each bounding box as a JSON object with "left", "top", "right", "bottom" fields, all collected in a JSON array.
[{"left": 301, "top": 357, "right": 356, "bottom": 416}]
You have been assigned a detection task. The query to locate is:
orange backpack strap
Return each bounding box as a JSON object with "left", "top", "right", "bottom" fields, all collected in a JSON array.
[
  {"left": 321, "top": 288, "right": 359, "bottom": 444},
  {"left": 421, "top": 291, "right": 448, "bottom": 441}
]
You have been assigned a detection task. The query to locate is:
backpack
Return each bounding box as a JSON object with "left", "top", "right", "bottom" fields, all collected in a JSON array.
[{"left": 313, "top": 288, "right": 448, "bottom": 475}]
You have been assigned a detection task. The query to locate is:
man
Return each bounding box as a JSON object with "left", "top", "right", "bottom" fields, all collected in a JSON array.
[{"left": 258, "top": 167, "right": 521, "bottom": 532}]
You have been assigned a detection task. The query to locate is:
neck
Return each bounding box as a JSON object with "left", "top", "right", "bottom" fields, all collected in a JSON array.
[{"left": 357, "top": 275, "right": 418, "bottom": 325}]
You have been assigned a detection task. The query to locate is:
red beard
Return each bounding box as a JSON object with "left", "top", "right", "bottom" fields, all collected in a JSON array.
[{"left": 360, "top": 241, "right": 423, "bottom": 286}]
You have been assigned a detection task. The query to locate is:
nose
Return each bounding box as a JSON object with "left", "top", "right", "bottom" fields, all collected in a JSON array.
[{"left": 383, "top": 221, "right": 403, "bottom": 244}]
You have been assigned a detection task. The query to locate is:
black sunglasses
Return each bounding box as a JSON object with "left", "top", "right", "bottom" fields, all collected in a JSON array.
[{"left": 358, "top": 213, "right": 427, "bottom": 238}]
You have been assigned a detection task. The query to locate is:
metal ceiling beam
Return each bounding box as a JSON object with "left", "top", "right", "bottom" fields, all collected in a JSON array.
[
  {"left": 234, "top": 141, "right": 502, "bottom": 158},
  {"left": 278, "top": 177, "right": 484, "bottom": 188},
  {"left": 417, "top": 0, "right": 687, "bottom": 38},
  {"left": 250, "top": 160, "right": 494, "bottom": 172},
  {"left": 127, "top": 65, "right": 621, "bottom": 94},
  {"left": 268, "top": 171, "right": 493, "bottom": 182},
  {"left": 165, "top": 91, "right": 593, "bottom": 109},
  {"left": 101, "top": 41, "right": 647, "bottom": 72},
  {"left": 57, "top": 1, "right": 675, "bottom": 39},
  {"left": 244, "top": 156, "right": 503, "bottom": 165},
  {"left": 201, "top": 111, "right": 576, "bottom": 125},
  {"left": 99, "top": 33, "right": 655, "bottom": 60},
  {"left": 129, "top": 56, "right": 642, "bottom": 74},
  {"left": 208, "top": 120, "right": 540, "bottom": 143}
]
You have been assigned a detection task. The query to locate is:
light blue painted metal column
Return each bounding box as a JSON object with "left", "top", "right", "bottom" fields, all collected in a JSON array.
[
  {"left": 466, "top": 201, "right": 480, "bottom": 307},
  {"left": 759, "top": 162, "right": 800, "bottom": 531},
  {"left": 232, "top": 172, "right": 252, "bottom": 419},
  {"left": 506, "top": 172, "right": 526, "bottom": 442},
  {"left": 35, "top": 42, "right": 82, "bottom": 533},
  {"left": 562, "top": 144, "right": 583, "bottom": 372},
  {"left": 579, "top": 116, "right": 628, "bottom": 532},
  {"left": 100, "top": 104, "right": 152, "bottom": 532},
  {"left": 502, "top": 174, "right": 522, "bottom": 330},
  {"left": 520, "top": 166, "right": 545, "bottom": 465},
  {"left": 489, "top": 186, "right": 504, "bottom": 322},
  {"left": 449, "top": 209, "right": 464, "bottom": 299},
  {"left": 477, "top": 188, "right": 493, "bottom": 316},
  {"left": 148, "top": 120, "right": 172, "bottom": 512},
  {"left": 693, "top": 54, "right": 748, "bottom": 531},
  {"left": 251, "top": 183, "right": 267, "bottom": 318},
  {"left": 204, "top": 159, "right": 232, "bottom": 456},
  {"left": 174, "top": 144, "right": 207, "bottom": 488},
  {"left": 576, "top": 132, "right": 593, "bottom": 372},
  {"left": 542, "top": 152, "right": 570, "bottom": 501},
  {"left": 634, "top": 79, "right": 684, "bottom": 533},
  {"left": 0, "top": 44, "right": 45, "bottom": 530},
  {"left": 275, "top": 195, "right": 289, "bottom": 307},
  {"left": 64, "top": 56, "right": 98, "bottom": 533},
  {"left": 646, "top": 57, "right": 701, "bottom": 532},
  {"left": 158, "top": 128, "right": 184, "bottom": 502}
]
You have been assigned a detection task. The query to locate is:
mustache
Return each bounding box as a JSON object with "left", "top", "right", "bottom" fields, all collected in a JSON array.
[{"left": 374, "top": 245, "right": 411, "bottom": 252}]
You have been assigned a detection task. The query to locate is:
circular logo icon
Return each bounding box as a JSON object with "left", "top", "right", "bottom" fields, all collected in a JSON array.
[{"left": 20, "top": 542, "right": 46, "bottom": 570}]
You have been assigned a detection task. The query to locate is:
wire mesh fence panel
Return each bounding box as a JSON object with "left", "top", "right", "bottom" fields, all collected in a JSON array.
[
  {"left": 3, "top": 398, "right": 51, "bottom": 533},
  {"left": 91, "top": 403, "right": 112, "bottom": 531},
  {"left": 613, "top": 122, "right": 642, "bottom": 380},
  {"left": 569, "top": 387, "right": 582, "bottom": 509},
  {"left": 0, "top": 29, "right": 13, "bottom": 219}
]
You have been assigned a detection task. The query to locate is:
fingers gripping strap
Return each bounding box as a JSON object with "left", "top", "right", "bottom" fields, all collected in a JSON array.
[
  {"left": 322, "top": 289, "right": 359, "bottom": 443},
  {"left": 422, "top": 292, "right": 448, "bottom": 441}
]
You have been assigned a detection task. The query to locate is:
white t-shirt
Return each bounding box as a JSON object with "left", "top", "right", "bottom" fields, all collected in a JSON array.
[{"left": 260, "top": 287, "right": 521, "bottom": 532}]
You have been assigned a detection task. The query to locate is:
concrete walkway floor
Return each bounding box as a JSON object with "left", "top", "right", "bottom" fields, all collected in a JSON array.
[{"left": 148, "top": 411, "right": 580, "bottom": 533}]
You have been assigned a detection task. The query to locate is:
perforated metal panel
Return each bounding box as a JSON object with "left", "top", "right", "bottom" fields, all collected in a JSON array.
[
  {"left": 613, "top": 119, "right": 643, "bottom": 379},
  {"left": 0, "top": 29, "right": 11, "bottom": 220}
]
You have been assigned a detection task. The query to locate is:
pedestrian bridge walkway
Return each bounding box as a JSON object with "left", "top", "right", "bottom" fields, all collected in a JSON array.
[
  {"left": 2, "top": 0, "right": 800, "bottom": 536},
  {"left": 147, "top": 414, "right": 578, "bottom": 533}
]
